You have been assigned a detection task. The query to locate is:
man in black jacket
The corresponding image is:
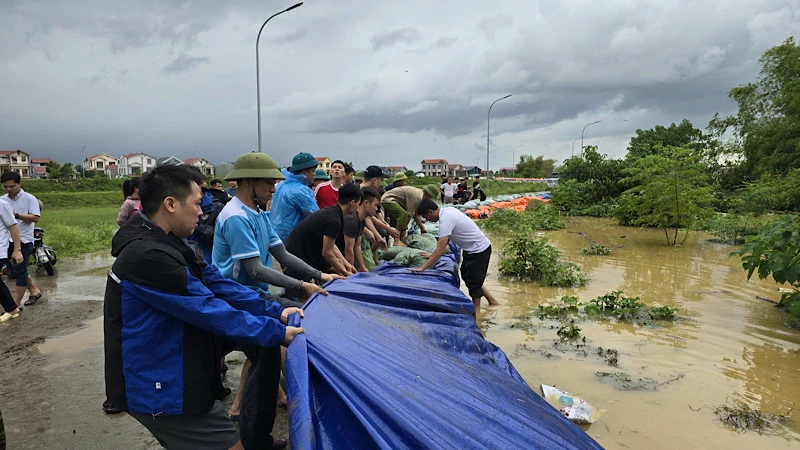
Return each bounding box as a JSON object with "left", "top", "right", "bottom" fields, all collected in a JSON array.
[{"left": 104, "top": 164, "right": 304, "bottom": 449}]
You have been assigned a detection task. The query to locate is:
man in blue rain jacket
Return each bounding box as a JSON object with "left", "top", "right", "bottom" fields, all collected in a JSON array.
[
  {"left": 270, "top": 152, "right": 319, "bottom": 242},
  {"left": 104, "top": 164, "right": 304, "bottom": 449}
]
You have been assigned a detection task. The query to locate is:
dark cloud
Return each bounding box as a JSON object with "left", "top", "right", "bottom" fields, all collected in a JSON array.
[
  {"left": 371, "top": 27, "right": 421, "bottom": 51},
  {"left": 160, "top": 54, "right": 211, "bottom": 74}
]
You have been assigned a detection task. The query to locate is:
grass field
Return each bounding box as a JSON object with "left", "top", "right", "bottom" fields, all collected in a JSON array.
[
  {"left": 404, "top": 176, "right": 547, "bottom": 195},
  {"left": 38, "top": 205, "right": 118, "bottom": 258}
]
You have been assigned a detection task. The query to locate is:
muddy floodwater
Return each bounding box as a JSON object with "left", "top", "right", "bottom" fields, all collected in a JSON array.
[{"left": 480, "top": 217, "right": 800, "bottom": 449}]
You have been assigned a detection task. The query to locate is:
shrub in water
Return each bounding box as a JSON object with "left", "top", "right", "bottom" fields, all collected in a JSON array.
[{"left": 499, "top": 235, "right": 587, "bottom": 287}]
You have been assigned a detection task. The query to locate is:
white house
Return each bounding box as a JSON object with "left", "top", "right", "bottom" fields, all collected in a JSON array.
[
  {"left": 421, "top": 159, "right": 448, "bottom": 177},
  {"left": 156, "top": 156, "right": 183, "bottom": 167},
  {"left": 119, "top": 152, "right": 157, "bottom": 176},
  {"left": 84, "top": 154, "right": 119, "bottom": 173},
  {"left": 184, "top": 157, "right": 215, "bottom": 177}
]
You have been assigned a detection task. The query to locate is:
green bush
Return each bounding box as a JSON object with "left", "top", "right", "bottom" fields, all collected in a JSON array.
[
  {"left": 732, "top": 214, "right": 800, "bottom": 327},
  {"left": 482, "top": 207, "right": 564, "bottom": 234},
  {"left": 499, "top": 235, "right": 587, "bottom": 287},
  {"left": 732, "top": 169, "right": 800, "bottom": 214},
  {"left": 582, "top": 244, "right": 611, "bottom": 256},
  {"left": 701, "top": 213, "right": 776, "bottom": 244}
]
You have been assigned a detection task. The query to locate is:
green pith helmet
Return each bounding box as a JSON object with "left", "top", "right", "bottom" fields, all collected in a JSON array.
[
  {"left": 224, "top": 152, "right": 285, "bottom": 181},
  {"left": 422, "top": 184, "right": 439, "bottom": 198},
  {"left": 354, "top": 170, "right": 365, "bottom": 181}
]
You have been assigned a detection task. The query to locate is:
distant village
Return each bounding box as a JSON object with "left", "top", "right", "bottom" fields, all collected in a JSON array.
[{"left": 0, "top": 149, "right": 527, "bottom": 180}]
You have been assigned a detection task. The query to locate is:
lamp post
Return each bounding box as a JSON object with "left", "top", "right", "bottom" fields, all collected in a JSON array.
[
  {"left": 571, "top": 137, "right": 580, "bottom": 157},
  {"left": 256, "top": 2, "right": 303, "bottom": 152},
  {"left": 81, "top": 145, "right": 86, "bottom": 178},
  {"left": 580, "top": 120, "right": 601, "bottom": 156},
  {"left": 486, "top": 94, "right": 511, "bottom": 189},
  {"left": 512, "top": 144, "right": 523, "bottom": 178}
]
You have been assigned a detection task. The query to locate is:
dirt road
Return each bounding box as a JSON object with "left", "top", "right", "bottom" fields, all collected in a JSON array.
[{"left": 0, "top": 252, "right": 288, "bottom": 449}]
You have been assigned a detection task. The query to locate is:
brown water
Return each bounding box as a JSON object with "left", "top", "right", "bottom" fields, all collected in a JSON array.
[{"left": 480, "top": 217, "right": 800, "bottom": 449}]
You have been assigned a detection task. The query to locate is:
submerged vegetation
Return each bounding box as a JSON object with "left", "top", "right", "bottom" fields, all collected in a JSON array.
[
  {"left": 714, "top": 402, "right": 789, "bottom": 433},
  {"left": 531, "top": 293, "right": 678, "bottom": 327},
  {"left": 481, "top": 207, "right": 564, "bottom": 234},
  {"left": 499, "top": 236, "right": 587, "bottom": 287}
]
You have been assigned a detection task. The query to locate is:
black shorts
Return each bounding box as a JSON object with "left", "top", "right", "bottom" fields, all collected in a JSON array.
[
  {"left": 461, "top": 246, "right": 492, "bottom": 298},
  {"left": 129, "top": 400, "right": 239, "bottom": 450},
  {"left": 8, "top": 242, "right": 33, "bottom": 287}
]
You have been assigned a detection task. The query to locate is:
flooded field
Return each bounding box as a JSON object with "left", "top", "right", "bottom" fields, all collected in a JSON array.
[{"left": 480, "top": 217, "right": 800, "bottom": 449}]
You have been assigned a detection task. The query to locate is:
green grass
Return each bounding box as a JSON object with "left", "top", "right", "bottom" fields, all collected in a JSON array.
[
  {"left": 38, "top": 205, "right": 118, "bottom": 258},
  {"left": 37, "top": 191, "right": 121, "bottom": 208}
]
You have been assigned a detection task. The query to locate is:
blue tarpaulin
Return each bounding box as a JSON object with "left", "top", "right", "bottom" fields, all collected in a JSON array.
[{"left": 286, "top": 245, "right": 602, "bottom": 449}]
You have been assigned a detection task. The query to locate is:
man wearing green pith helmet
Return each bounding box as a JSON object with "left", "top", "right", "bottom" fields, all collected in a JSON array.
[
  {"left": 212, "top": 152, "right": 342, "bottom": 445},
  {"left": 379, "top": 184, "right": 439, "bottom": 243}
]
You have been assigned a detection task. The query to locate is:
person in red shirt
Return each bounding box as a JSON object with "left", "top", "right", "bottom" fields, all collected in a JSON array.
[{"left": 314, "top": 160, "right": 345, "bottom": 208}]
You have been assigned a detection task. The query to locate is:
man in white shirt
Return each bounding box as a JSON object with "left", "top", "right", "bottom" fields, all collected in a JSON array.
[
  {"left": 1, "top": 171, "right": 43, "bottom": 307},
  {"left": 0, "top": 199, "right": 24, "bottom": 321},
  {"left": 410, "top": 200, "right": 500, "bottom": 308},
  {"left": 440, "top": 177, "right": 456, "bottom": 204}
]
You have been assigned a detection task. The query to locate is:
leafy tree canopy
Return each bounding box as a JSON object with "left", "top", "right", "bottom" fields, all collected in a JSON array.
[
  {"left": 627, "top": 119, "right": 711, "bottom": 160},
  {"left": 615, "top": 146, "right": 716, "bottom": 246},
  {"left": 708, "top": 36, "right": 800, "bottom": 179},
  {"left": 514, "top": 154, "right": 556, "bottom": 178}
]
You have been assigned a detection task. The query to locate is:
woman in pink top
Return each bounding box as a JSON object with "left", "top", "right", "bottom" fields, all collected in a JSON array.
[{"left": 117, "top": 177, "right": 143, "bottom": 226}]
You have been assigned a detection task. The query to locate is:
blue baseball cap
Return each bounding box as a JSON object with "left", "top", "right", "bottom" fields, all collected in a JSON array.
[{"left": 289, "top": 152, "right": 319, "bottom": 173}]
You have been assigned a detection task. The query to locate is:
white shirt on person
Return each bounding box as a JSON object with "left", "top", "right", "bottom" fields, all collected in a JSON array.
[
  {"left": 0, "top": 201, "right": 17, "bottom": 256},
  {"left": 437, "top": 207, "right": 491, "bottom": 254},
  {"left": 440, "top": 183, "right": 456, "bottom": 198},
  {"left": 1, "top": 189, "right": 40, "bottom": 244}
]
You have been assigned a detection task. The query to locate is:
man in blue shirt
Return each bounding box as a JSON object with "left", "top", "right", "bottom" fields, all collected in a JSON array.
[{"left": 270, "top": 152, "right": 319, "bottom": 242}]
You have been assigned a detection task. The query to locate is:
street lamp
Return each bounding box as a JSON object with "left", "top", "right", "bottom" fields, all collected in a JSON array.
[
  {"left": 512, "top": 144, "right": 523, "bottom": 178},
  {"left": 486, "top": 93, "right": 511, "bottom": 189},
  {"left": 571, "top": 137, "right": 580, "bottom": 157},
  {"left": 256, "top": 2, "right": 303, "bottom": 152},
  {"left": 81, "top": 145, "right": 87, "bottom": 178},
  {"left": 580, "top": 120, "right": 601, "bottom": 155}
]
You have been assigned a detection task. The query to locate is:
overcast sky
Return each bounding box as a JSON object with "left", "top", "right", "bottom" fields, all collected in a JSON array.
[{"left": 2, "top": 0, "right": 799, "bottom": 171}]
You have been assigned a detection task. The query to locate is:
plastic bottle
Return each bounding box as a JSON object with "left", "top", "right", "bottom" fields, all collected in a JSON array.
[{"left": 558, "top": 394, "right": 584, "bottom": 406}]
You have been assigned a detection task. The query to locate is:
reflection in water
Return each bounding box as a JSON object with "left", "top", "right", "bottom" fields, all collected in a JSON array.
[{"left": 481, "top": 217, "right": 800, "bottom": 449}]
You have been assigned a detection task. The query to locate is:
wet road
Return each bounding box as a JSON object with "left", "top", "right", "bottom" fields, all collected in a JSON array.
[{"left": 0, "top": 252, "right": 287, "bottom": 449}]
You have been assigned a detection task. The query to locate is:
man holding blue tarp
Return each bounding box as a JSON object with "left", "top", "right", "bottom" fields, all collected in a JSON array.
[{"left": 412, "top": 199, "right": 500, "bottom": 307}]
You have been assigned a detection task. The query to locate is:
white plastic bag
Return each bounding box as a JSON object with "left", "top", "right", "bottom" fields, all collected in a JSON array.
[{"left": 541, "top": 384, "right": 594, "bottom": 424}]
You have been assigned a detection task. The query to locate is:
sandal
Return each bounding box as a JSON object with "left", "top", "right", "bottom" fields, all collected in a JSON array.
[{"left": 24, "top": 294, "right": 41, "bottom": 306}]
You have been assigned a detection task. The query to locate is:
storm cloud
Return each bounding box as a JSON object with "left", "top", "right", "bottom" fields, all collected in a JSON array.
[{"left": 1, "top": 0, "right": 799, "bottom": 170}]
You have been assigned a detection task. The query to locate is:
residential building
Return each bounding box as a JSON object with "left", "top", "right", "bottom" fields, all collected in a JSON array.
[
  {"left": 106, "top": 164, "right": 120, "bottom": 178},
  {"left": 0, "top": 150, "right": 32, "bottom": 178},
  {"left": 156, "top": 156, "right": 183, "bottom": 167},
  {"left": 184, "top": 157, "right": 215, "bottom": 177},
  {"left": 315, "top": 156, "right": 332, "bottom": 174},
  {"left": 30, "top": 158, "right": 52, "bottom": 179},
  {"left": 445, "top": 164, "right": 465, "bottom": 178},
  {"left": 382, "top": 166, "right": 408, "bottom": 177},
  {"left": 421, "top": 159, "right": 448, "bottom": 177},
  {"left": 497, "top": 167, "right": 516, "bottom": 175},
  {"left": 119, "top": 152, "right": 157, "bottom": 176},
  {"left": 84, "top": 154, "right": 119, "bottom": 174},
  {"left": 463, "top": 166, "right": 482, "bottom": 176}
]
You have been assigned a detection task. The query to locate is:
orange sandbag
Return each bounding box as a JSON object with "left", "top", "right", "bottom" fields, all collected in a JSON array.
[
  {"left": 466, "top": 209, "right": 481, "bottom": 219},
  {"left": 514, "top": 204, "right": 527, "bottom": 212},
  {"left": 479, "top": 205, "right": 492, "bottom": 214},
  {"left": 494, "top": 201, "right": 513, "bottom": 210}
]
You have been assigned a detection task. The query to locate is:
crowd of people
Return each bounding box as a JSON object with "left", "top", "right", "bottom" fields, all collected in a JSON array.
[{"left": 105, "top": 151, "right": 498, "bottom": 448}]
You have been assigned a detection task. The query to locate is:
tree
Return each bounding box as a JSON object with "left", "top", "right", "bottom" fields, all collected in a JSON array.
[
  {"left": 59, "top": 163, "right": 74, "bottom": 180},
  {"left": 732, "top": 214, "right": 800, "bottom": 327},
  {"left": 614, "top": 146, "right": 716, "bottom": 246},
  {"left": 627, "top": 119, "right": 710, "bottom": 160},
  {"left": 45, "top": 161, "right": 60, "bottom": 178},
  {"left": 515, "top": 155, "right": 556, "bottom": 178},
  {"left": 708, "top": 36, "right": 800, "bottom": 180},
  {"left": 404, "top": 170, "right": 415, "bottom": 177}
]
